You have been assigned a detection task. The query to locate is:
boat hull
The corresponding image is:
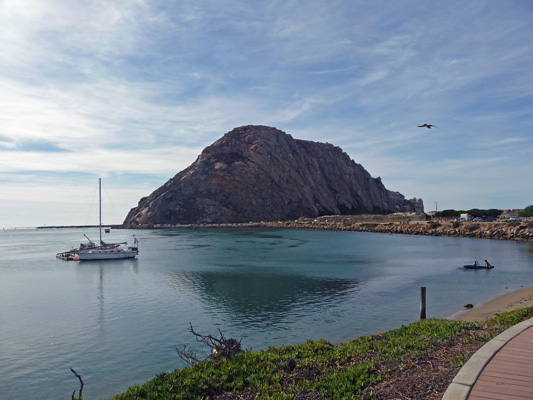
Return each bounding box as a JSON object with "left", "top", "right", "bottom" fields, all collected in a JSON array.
[
  {"left": 77, "top": 249, "right": 138, "bottom": 261},
  {"left": 463, "top": 265, "right": 494, "bottom": 269}
]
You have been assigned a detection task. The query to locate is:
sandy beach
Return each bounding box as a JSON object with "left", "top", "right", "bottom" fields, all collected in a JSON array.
[{"left": 454, "top": 286, "right": 533, "bottom": 322}]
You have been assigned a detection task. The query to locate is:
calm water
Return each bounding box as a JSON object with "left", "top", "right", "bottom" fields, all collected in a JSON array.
[{"left": 1, "top": 227, "right": 533, "bottom": 399}]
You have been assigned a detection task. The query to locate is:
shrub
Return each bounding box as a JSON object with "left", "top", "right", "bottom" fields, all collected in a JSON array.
[{"left": 519, "top": 205, "right": 533, "bottom": 218}]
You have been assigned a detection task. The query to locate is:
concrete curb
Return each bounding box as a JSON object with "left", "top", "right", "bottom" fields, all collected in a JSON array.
[{"left": 442, "top": 317, "right": 533, "bottom": 399}]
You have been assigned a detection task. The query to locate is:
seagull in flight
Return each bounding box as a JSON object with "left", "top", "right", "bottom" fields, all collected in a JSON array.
[{"left": 417, "top": 124, "right": 437, "bottom": 129}]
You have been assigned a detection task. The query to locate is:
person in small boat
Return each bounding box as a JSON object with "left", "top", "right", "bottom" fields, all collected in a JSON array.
[
  {"left": 484, "top": 259, "right": 492, "bottom": 268},
  {"left": 474, "top": 260, "right": 479, "bottom": 266}
]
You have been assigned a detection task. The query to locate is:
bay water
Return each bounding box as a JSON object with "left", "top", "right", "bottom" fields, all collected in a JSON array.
[{"left": 1, "top": 227, "right": 532, "bottom": 399}]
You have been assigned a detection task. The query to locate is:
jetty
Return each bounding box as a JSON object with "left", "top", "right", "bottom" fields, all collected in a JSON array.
[{"left": 126, "top": 213, "right": 533, "bottom": 242}]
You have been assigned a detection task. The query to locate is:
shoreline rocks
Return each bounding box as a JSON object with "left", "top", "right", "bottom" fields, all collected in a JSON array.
[{"left": 123, "top": 213, "right": 533, "bottom": 242}]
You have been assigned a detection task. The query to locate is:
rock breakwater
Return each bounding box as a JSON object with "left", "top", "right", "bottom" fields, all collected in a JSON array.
[
  {"left": 281, "top": 217, "right": 533, "bottom": 241},
  {"left": 127, "top": 213, "right": 533, "bottom": 242}
]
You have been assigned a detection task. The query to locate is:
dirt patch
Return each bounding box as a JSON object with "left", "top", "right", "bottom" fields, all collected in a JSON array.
[{"left": 360, "top": 336, "right": 485, "bottom": 399}]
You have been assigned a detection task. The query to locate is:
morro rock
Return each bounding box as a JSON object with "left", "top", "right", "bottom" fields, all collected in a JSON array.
[{"left": 124, "top": 126, "right": 424, "bottom": 226}]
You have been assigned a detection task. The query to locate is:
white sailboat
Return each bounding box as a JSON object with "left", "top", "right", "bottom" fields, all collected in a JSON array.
[{"left": 76, "top": 179, "right": 139, "bottom": 261}]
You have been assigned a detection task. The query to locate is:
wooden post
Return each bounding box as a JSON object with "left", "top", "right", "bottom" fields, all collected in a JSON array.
[{"left": 420, "top": 286, "right": 426, "bottom": 320}]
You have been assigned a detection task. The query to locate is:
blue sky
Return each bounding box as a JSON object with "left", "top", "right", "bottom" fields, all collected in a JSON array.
[{"left": 1, "top": 0, "right": 532, "bottom": 228}]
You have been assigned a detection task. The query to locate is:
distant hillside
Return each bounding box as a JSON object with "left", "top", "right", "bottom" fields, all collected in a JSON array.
[{"left": 124, "top": 125, "right": 423, "bottom": 226}]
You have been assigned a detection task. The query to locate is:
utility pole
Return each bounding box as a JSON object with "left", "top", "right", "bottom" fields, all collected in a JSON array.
[{"left": 434, "top": 202, "right": 438, "bottom": 213}]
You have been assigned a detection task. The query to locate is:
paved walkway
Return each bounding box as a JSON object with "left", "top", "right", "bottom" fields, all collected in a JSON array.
[{"left": 443, "top": 318, "right": 533, "bottom": 400}]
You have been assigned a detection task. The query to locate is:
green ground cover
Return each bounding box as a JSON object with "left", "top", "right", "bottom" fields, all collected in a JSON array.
[{"left": 112, "top": 308, "right": 533, "bottom": 400}]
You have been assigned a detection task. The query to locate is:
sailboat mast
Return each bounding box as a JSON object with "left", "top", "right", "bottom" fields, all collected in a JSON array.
[{"left": 99, "top": 178, "right": 102, "bottom": 245}]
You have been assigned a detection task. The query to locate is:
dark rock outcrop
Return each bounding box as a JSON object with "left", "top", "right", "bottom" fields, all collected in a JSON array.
[{"left": 124, "top": 126, "right": 424, "bottom": 226}]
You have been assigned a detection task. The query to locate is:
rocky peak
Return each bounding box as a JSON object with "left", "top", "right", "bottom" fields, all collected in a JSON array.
[{"left": 124, "top": 125, "right": 424, "bottom": 226}]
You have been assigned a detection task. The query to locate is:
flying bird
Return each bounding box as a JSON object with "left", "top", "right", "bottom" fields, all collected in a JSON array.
[{"left": 417, "top": 124, "right": 437, "bottom": 129}]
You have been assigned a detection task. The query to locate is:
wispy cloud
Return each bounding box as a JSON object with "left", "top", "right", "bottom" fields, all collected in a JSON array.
[{"left": 1, "top": 0, "right": 532, "bottom": 227}]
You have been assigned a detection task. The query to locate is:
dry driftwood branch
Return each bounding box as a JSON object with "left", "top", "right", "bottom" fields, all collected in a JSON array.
[
  {"left": 175, "top": 344, "right": 202, "bottom": 365},
  {"left": 70, "top": 367, "right": 84, "bottom": 400},
  {"left": 176, "top": 323, "right": 243, "bottom": 365}
]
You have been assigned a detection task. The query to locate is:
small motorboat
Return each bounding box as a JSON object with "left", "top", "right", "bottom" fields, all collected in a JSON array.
[
  {"left": 56, "top": 249, "right": 79, "bottom": 261},
  {"left": 463, "top": 263, "right": 494, "bottom": 269}
]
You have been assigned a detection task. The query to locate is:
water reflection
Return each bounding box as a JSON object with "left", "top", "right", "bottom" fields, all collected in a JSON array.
[
  {"left": 98, "top": 266, "right": 104, "bottom": 331},
  {"left": 4, "top": 228, "right": 533, "bottom": 400},
  {"left": 155, "top": 228, "right": 307, "bottom": 251},
  {"left": 74, "top": 259, "right": 139, "bottom": 333},
  {"left": 169, "top": 270, "right": 359, "bottom": 327}
]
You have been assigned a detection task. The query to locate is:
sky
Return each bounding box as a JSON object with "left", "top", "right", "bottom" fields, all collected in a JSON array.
[{"left": 1, "top": 0, "right": 532, "bottom": 228}]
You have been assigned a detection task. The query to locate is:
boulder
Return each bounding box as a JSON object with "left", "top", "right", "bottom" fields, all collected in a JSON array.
[{"left": 124, "top": 126, "right": 424, "bottom": 225}]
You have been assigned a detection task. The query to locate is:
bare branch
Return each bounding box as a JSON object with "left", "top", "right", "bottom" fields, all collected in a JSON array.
[
  {"left": 177, "top": 324, "right": 243, "bottom": 366},
  {"left": 175, "top": 344, "right": 202, "bottom": 365},
  {"left": 70, "top": 368, "right": 83, "bottom": 399},
  {"left": 189, "top": 323, "right": 224, "bottom": 349}
]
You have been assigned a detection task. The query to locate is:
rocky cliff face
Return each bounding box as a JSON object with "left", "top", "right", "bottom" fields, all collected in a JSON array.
[{"left": 124, "top": 126, "right": 424, "bottom": 226}]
